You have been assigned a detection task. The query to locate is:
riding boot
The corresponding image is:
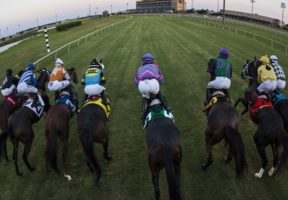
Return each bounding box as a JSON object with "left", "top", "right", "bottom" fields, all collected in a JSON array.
[
  {"left": 141, "top": 97, "right": 149, "bottom": 125},
  {"left": 204, "top": 88, "right": 212, "bottom": 106},
  {"left": 157, "top": 92, "right": 171, "bottom": 113},
  {"left": 223, "top": 89, "right": 231, "bottom": 102},
  {"left": 101, "top": 91, "right": 110, "bottom": 111}
]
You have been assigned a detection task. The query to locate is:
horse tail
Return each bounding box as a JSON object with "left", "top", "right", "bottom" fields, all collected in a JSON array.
[
  {"left": 224, "top": 126, "right": 247, "bottom": 176},
  {"left": 45, "top": 126, "right": 60, "bottom": 174},
  {"left": 279, "top": 130, "right": 288, "bottom": 168},
  {"left": 161, "top": 146, "right": 182, "bottom": 200},
  {"left": 0, "top": 127, "right": 10, "bottom": 161},
  {"left": 80, "top": 129, "right": 102, "bottom": 182}
]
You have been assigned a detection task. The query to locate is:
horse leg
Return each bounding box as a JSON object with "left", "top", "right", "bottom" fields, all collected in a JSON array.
[
  {"left": 86, "top": 161, "right": 94, "bottom": 172},
  {"left": 268, "top": 144, "right": 279, "bottom": 177},
  {"left": 202, "top": 130, "right": 213, "bottom": 170},
  {"left": 225, "top": 144, "right": 233, "bottom": 163},
  {"left": 23, "top": 142, "right": 35, "bottom": 171},
  {"left": 152, "top": 172, "right": 160, "bottom": 200},
  {"left": 254, "top": 137, "right": 268, "bottom": 178},
  {"left": 62, "top": 140, "right": 72, "bottom": 181},
  {"left": 3, "top": 138, "right": 9, "bottom": 162},
  {"left": 103, "top": 138, "right": 112, "bottom": 161},
  {"left": 13, "top": 140, "right": 22, "bottom": 176}
]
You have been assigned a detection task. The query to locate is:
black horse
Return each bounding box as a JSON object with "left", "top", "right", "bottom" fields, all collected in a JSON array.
[
  {"left": 37, "top": 68, "right": 50, "bottom": 93},
  {"left": 77, "top": 103, "right": 112, "bottom": 185},
  {"left": 202, "top": 91, "right": 247, "bottom": 176},
  {"left": 144, "top": 98, "right": 182, "bottom": 200},
  {"left": 45, "top": 101, "right": 73, "bottom": 181},
  {"left": 235, "top": 59, "right": 288, "bottom": 178}
]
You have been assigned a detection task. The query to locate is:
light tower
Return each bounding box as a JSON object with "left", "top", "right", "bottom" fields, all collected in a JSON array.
[
  {"left": 251, "top": 0, "right": 255, "bottom": 15},
  {"left": 222, "top": 0, "right": 226, "bottom": 25},
  {"left": 281, "top": 2, "right": 286, "bottom": 27}
]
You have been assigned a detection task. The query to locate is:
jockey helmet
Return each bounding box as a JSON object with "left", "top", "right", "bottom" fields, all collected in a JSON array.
[
  {"left": 90, "top": 58, "right": 101, "bottom": 67},
  {"left": 219, "top": 48, "right": 229, "bottom": 58},
  {"left": 270, "top": 55, "right": 278, "bottom": 63},
  {"left": 26, "top": 63, "right": 35, "bottom": 71},
  {"left": 6, "top": 68, "right": 13, "bottom": 76},
  {"left": 142, "top": 53, "right": 154, "bottom": 61},
  {"left": 55, "top": 58, "right": 64, "bottom": 67},
  {"left": 260, "top": 55, "right": 270, "bottom": 64}
]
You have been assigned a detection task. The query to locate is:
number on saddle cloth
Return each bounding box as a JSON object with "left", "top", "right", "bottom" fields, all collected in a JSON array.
[
  {"left": 143, "top": 105, "right": 174, "bottom": 129},
  {"left": 271, "top": 91, "right": 286, "bottom": 105},
  {"left": 23, "top": 98, "right": 44, "bottom": 118},
  {"left": 56, "top": 93, "right": 76, "bottom": 113}
]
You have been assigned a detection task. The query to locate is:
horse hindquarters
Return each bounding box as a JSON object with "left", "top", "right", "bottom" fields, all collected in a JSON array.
[
  {"left": 79, "top": 129, "right": 102, "bottom": 184},
  {"left": 224, "top": 126, "right": 247, "bottom": 176}
]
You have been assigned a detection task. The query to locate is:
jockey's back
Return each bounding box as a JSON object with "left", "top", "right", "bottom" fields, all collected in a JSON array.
[
  {"left": 50, "top": 66, "right": 66, "bottom": 81},
  {"left": 84, "top": 67, "right": 102, "bottom": 85},
  {"left": 19, "top": 70, "right": 36, "bottom": 86},
  {"left": 135, "top": 64, "right": 163, "bottom": 85}
]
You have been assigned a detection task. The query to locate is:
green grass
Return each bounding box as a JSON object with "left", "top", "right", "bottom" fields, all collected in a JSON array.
[{"left": 1, "top": 15, "right": 288, "bottom": 200}]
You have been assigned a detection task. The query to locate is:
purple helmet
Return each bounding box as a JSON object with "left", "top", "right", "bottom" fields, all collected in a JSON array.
[
  {"left": 142, "top": 53, "right": 154, "bottom": 61},
  {"left": 219, "top": 48, "right": 229, "bottom": 58}
]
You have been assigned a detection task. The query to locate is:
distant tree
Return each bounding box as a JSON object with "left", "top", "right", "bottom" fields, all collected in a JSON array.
[{"left": 103, "top": 10, "right": 110, "bottom": 17}]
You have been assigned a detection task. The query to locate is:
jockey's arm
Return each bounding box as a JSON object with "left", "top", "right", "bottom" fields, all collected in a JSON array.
[
  {"left": 64, "top": 72, "right": 71, "bottom": 81},
  {"left": 31, "top": 74, "right": 38, "bottom": 86}
]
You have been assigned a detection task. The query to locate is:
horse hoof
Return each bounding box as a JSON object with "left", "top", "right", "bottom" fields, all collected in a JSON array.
[
  {"left": 201, "top": 163, "right": 207, "bottom": 171},
  {"left": 254, "top": 173, "right": 262, "bottom": 179},
  {"left": 17, "top": 172, "right": 23, "bottom": 176},
  {"left": 29, "top": 167, "right": 36, "bottom": 171},
  {"left": 268, "top": 167, "right": 276, "bottom": 177},
  {"left": 224, "top": 156, "right": 232, "bottom": 163},
  {"left": 64, "top": 174, "right": 72, "bottom": 181}
]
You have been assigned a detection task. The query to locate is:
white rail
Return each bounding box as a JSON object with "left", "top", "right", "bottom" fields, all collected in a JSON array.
[{"left": 34, "top": 18, "right": 131, "bottom": 65}]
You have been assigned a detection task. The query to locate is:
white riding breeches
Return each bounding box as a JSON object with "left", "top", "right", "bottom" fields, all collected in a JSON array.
[
  {"left": 84, "top": 84, "right": 105, "bottom": 96},
  {"left": 1, "top": 85, "right": 15, "bottom": 96},
  {"left": 48, "top": 80, "right": 70, "bottom": 91},
  {"left": 277, "top": 79, "right": 286, "bottom": 89},
  {"left": 207, "top": 77, "right": 231, "bottom": 90},
  {"left": 138, "top": 79, "right": 160, "bottom": 99},
  {"left": 17, "top": 82, "right": 38, "bottom": 94},
  {"left": 257, "top": 80, "right": 277, "bottom": 93}
]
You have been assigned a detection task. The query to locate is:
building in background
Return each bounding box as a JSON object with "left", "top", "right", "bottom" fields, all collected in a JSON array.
[{"left": 136, "top": 0, "right": 186, "bottom": 12}]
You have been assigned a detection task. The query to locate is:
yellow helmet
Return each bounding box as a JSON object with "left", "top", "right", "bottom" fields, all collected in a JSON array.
[{"left": 260, "top": 55, "right": 270, "bottom": 64}]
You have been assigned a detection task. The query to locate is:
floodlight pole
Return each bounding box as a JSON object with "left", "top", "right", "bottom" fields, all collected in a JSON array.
[
  {"left": 281, "top": 2, "right": 286, "bottom": 27},
  {"left": 222, "top": 0, "right": 226, "bottom": 25}
]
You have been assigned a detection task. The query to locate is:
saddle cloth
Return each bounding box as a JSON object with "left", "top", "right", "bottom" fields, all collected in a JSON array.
[
  {"left": 83, "top": 97, "right": 111, "bottom": 119},
  {"left": 250, "top": 96, "right": 273, "bottom": 118},
  {"left": 144, "top": 104, "right": 174, "bottom": 129}
]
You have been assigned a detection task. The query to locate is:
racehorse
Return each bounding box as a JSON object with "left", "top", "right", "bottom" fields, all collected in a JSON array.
[
  {"left": 202, "top": 91, "right": 247, "bottom": 176},
  {"left": 37, "top": 68, "right": 50, "bottom": 93},
  {"left": 0, "top": 69, "right": 37, "bottom": 162},
  {"left": 0, "top": 93, "right": 50, "bottom": 176},
  {"left": 235, "top": 59, "right": 288, "bottom": 178},
  {"left": 45, "top": 100, "right": 74, "bottom": 181},
  {"left": 144, "top": 98, "right": 182, "bottom": 200},
  {"left": 77, "top": 102, "right": 112, "bottom": 185}
]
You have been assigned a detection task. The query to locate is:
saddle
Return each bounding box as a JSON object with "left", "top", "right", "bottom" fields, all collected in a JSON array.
[
  {"left": 203, "top": 91, "right": 229, "bottom": 112},
  {"left": 143, "top": 103, "right": 174, "bottom": 129},
  {"left": 3, "top": 94, "right": 21, "bottom": 108},
  {"left": 82, "top": 95, "right": 111, "bottom": 119},
  {"left": 56, "top": 91, "right": 76, "bottom": 113},
  {"left": 249, "top": 95, "right": 273, "bottom": 118}
]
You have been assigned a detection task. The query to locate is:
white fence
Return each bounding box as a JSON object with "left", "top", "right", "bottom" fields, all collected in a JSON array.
[
  {"left": 34, "top": 18, "right": 131, "bottom": 65},
  {"left": 185, "top": 16, "right": 288, "bottom": 54}
]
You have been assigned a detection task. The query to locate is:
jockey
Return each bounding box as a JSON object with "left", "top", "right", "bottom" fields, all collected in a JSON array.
[
  {"left": 205, "top": 48, "right": 232, "bottom": 104},
  {"left": 270, "top": 55, "right": 286, "bottom": 91},
  {"left": 256, "top": 55, "right": 277, "bottom": 94},
  {"left": 81, "top": 58, "right": 109, "bottom": 109},
  {"left": 48, "top": 58, "right": 71, "bottom": 98},
  {"left": 134, "top": 53, "right": 170, "bottom": 123},
  {"left": 1, "top": 68, "right": 19, "bottom": 97},
  {"left": 17, "top": 63, "right": 44, "bottom": 106}
]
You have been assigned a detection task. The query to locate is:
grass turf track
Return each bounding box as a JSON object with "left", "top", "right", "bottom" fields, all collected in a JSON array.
[{"left": 0, "top": 15, "right": 288, "bottom": 200}]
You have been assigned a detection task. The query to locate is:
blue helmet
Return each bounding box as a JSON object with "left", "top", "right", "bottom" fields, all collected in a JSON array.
[
  {"left": 142, "top": 53, "right": 154, "bottom": 61},
  {"left": 26, "top": 63, "right": 35, "bottom": 70},
  {"left": 219, "top": 48, "right": 229, "bottom": 58}
]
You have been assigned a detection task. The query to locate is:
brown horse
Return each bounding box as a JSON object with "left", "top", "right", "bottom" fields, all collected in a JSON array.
[
  {"left": 0, "top": 94, "right": 50, "bottom": 175},
  {"left": 145, "top": 102, "right": 182, "bottom": 200},
  {"left": 45, "top": 101, "right": 73, "bottom": 181},
  {"left": 77, "top": 103, "right": 112, "bottom": 185},
  {"left": 202, "top": 91, "right": 247, "bottom": 176}
]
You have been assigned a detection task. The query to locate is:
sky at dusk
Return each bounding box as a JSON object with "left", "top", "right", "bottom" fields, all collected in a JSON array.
[{"left": 0, "top": 0, "right": 288, "bottom": 37}]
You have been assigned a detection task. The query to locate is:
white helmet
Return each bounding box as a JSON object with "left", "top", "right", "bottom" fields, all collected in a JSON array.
[
  {"left": 270, "top": 55, "right": 278, "bottom": 63},
  {"left": 55, "top": 58, "right": 64, "bottom": 66}
]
